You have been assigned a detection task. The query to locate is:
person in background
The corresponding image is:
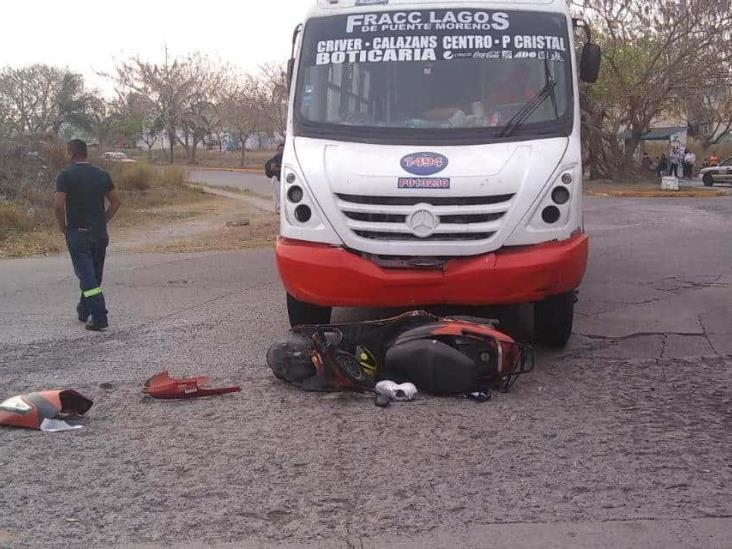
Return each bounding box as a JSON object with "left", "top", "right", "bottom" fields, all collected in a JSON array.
[
  {"left": 668, "top": 148, "right": 681, "bottom": 177},
  {"left": 708, "top": 150, "right": 720, "bottom": 167},
  {"left": 683, "top": 149, "right": 696, "bottom": 179},
  {"left": 657, "top": 153, "right": 669, "bottom": 178},
  {"left": 265, "top": 142, "right": 285, "bottom": 215},
  {"left": 54, "top": 139, "right": 122, "bottom": 331},
  {"left": 641, "top": 152, "right": 651, "bottom": 172}
]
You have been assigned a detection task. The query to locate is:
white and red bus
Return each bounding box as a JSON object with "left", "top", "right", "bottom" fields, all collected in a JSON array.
[{"left": 276, "top": 0, "right": 600, "bottom": 347}]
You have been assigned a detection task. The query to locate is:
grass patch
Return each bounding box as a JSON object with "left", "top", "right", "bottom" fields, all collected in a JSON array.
[{"left": 104, "top": 163, "right": 188, "bottom": 192}]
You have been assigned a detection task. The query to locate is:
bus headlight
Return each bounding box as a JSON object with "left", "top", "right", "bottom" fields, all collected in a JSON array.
[
  {"left": 505, "top": 166, "right": 580, "bottom": 245},
  {"left": 278, "top": 164, "right": 341, "bottom": 246}
]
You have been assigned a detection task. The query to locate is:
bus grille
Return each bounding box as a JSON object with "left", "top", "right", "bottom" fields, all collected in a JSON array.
[{"left": 335, "top": 193, "right": 514, "bottom": 243}]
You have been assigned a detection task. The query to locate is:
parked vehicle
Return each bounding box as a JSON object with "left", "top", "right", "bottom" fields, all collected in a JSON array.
[
  {"left": 99, "top": 152, "right": 136, "bottom": 163},
  {"left": 700, "top": 157, "right": 732, "bottom": 186},
  {"left": 276, "top": 0, "right": 601, "bottom": 347}
]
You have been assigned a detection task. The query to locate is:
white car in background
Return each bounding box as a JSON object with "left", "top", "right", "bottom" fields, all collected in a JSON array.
[
  {"left": 699, "top": 157, "right": 732, "bottom": 186},
  {"left": 100, "top": 151, "right": 136, "bottom": 163}
]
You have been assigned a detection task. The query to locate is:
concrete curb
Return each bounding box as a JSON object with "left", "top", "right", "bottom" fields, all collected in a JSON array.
[
  {"left": 587, "top": 190, "right": 729, "bottom": 198},
  {"left": 185, "top": 166, "right": 262, "bottom": 174}
]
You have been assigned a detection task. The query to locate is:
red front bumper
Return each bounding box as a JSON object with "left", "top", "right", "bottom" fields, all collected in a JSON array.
[{"left": 276, "top": 234, "right": 589, "bottom": 308}]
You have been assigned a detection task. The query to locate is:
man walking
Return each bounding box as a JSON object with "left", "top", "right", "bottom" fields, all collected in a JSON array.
[
  {"left": 54, "top": 140, "right": 121, "bottom": 331},
  {"left": 265, "top": 142, "right": 284, "bottom": 215}
]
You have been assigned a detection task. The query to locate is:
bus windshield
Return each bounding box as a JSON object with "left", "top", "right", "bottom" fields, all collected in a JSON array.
[{"left": 295, "top": 9, "right": 573, "bottom": 142}]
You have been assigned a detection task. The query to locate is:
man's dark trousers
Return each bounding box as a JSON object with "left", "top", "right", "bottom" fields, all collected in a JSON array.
[{"left": 66, "top": 228, "right": 108, "bottom": 323}]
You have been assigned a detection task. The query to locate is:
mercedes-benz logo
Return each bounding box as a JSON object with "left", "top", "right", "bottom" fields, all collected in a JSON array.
[{"left": 407, "top": 208, "right": 438, "bottom": 238}]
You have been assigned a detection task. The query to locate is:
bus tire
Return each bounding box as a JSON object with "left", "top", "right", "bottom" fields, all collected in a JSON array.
[
  {"left": 702, "top": 173, "right": 714, "bottom": 186},
  {"left": 287, "top": 294, "right": 332, "bottom": 327},
  {"left": 534, "top": 291, "right": 576, "bottom": 348}
]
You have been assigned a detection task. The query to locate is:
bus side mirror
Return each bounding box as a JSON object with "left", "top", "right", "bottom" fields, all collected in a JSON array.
[
  {"left": 287, "top": 58, "right": 295, "bottom": 92},
  {"left": 580, "top": 43, "right": 601, "bottom": 84},
  {"left": 287, "top": 24, "right": 303, "bottom": 94}
]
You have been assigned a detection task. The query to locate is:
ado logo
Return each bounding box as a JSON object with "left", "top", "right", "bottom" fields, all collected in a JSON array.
[{"left": 400, "top": 152, "right": 449, "bottom": 176}]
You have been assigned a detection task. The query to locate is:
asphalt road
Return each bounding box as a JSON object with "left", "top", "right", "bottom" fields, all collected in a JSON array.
[
  {"left": 188, "top": 169, "right": 272, "bottom": 197},
  {"left": 0, "top": 196, "right": 730, "bottom": 548}
]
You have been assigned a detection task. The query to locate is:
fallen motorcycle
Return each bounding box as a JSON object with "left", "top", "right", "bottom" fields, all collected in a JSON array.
[{"left": 267, "top": 311, "right": 534, "bottom": 396}]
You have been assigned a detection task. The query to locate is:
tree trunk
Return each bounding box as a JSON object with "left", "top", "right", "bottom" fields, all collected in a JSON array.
[
  {"left": 240, "top": 140, "right": 246, "bottom": 168},
  {"left": 147, "top": 143, "right": 153, "bottom": 161},
  {"left": 168, "top": 129, "right": 176, "bottom": 164},
  {"left": 191, "top": 137, "right": 200, "bottom": 165},
  {"left": 621, "top": 130, "right": 643, "bottom": 177}
]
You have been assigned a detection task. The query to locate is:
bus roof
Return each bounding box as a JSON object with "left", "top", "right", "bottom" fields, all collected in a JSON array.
[{"left": 307, "top": 0, "right": 569, "bottom": 19}]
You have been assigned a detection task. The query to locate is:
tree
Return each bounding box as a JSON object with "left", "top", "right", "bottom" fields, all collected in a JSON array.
[
  {"left": 178, "top": 57, "right": 229, "bottom": 163},
  {"left": 221, "top": 76, "right": 264, "bottom": 167},
  {"left": 577, "top": 0, "right": 732, "bottom": 178},
  {"left": 0, "top": 64, "right": 99, "bottom": 136},
  {"left": 686, "top": 85, "right": 732, "bottom": 151},
  {"left": 141, "top": 114, "right": 164, "bottom": 160},
  {"left": 0, "top": 96, "right": 10, "bottom": 138},
  {"left": 108, "top": 49, "right": 200, "bottom": 164},
  {"left": 257, "top": 63, "right": 289, "bottom": 139}
]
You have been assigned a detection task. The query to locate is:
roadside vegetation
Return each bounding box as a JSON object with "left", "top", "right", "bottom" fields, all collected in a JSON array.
[
  {"left": 130, "top": 147, "right": 273, "bottom": 171},
  {"left": 0, "top": 136, "right": 213, "bottom": 257}
]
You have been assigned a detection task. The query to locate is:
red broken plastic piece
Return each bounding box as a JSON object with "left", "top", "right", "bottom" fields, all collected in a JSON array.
[{"left": 143, "top": 371, "right": 241, "bottom": 400}]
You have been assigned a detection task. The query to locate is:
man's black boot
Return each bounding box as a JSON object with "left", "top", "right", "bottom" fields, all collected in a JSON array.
[
  {"left": 85, "top": 318, "right": 109, "bottom": 332},
  {"left": 77, "top": 302, "right": 90, "bottom": 322}
]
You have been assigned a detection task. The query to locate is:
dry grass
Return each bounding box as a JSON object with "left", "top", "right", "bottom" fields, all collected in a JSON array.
[
  {"left": 0, "top": 203, "right": 36, "bottom": 234},
  {"left": 0, "top": 230, "right": 64, "bottom": 257},
  {"left": 130, "top": 147, "right": 274, "bottom": 170},
  {"left": 103, "top": 162, "right": 188, "bottom": 192}
]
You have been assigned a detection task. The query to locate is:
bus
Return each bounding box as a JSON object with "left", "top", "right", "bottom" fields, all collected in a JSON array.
[{"left": 276, "top": 0, "right": 600, "bottom": 347}]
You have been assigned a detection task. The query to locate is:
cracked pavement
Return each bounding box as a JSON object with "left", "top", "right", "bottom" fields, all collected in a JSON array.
[{"left": 0, "top": 196, "right": 730, "bottom": 549}]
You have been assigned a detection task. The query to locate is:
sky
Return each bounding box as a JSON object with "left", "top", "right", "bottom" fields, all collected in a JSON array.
[{"left": 1, "top": 0, "right": 306, "bottom": 94}]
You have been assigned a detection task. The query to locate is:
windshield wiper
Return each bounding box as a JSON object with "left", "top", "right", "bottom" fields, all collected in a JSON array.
[{"left": 498, "top": 57, "right": 558, "bottom": 139}]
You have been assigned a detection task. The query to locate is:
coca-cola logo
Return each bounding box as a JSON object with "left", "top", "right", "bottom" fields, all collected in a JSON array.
[{"left": 400, "top": 152, "right": 448, "bottom": 176}]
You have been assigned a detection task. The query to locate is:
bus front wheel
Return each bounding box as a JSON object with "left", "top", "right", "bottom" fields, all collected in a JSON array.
[
  {"left": 287, "top": 294, "right": 332, "bottom": 327},
  {"left": 534, "top": 291, "right": 576, "bottom": 348}
]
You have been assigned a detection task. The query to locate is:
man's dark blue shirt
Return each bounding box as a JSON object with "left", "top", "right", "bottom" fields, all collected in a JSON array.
[{"left": 55, "top": 162, "right": 114, "bottom": 235}]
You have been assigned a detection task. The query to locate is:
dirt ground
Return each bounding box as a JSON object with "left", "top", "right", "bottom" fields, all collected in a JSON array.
[{"left": 112, "top": 193, "right": 277, "bottom": 254}]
